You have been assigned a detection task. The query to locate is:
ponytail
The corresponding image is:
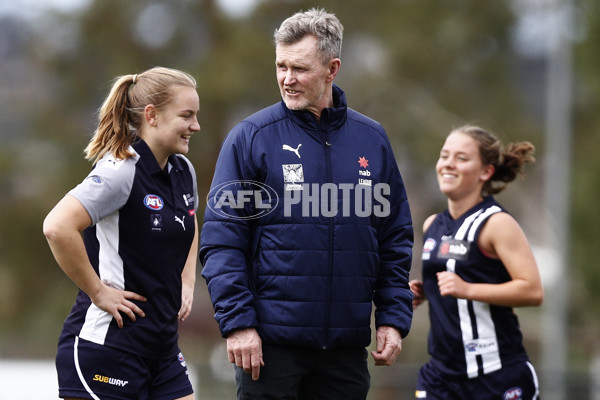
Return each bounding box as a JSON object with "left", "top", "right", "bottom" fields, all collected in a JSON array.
[
  {"left": 451, "top": 125, "right": 535, "bottom": 196},
  {"left": 84, "top": 66, "right": 197, "bottom": 163},
  {"left": 84, "top": 74, "right": 137, "bottom": 162}
]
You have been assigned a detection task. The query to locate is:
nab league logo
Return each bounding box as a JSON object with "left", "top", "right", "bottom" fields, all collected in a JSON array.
[
  {"left": 357, "top": 156, "right": 372, "bottom": 186},
  {"left": 144, "top": 194, "right": 164, "bottom": 210}
]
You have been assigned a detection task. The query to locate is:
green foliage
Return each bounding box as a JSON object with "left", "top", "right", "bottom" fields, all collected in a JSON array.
[{"left": 572, "top": 0, "right": 600, "bottom": 326}]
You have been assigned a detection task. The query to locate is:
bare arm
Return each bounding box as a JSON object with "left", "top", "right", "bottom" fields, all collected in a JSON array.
[
  {"left": 179, "top": 216, "right": 198, "bottom": 322},
  {"left": 409, "top": 280, "right": 425, "bottom": 309},
  {"left": 43, "top": 195, "right": 146, "bottom": 327},
  {"left": 436, "top": 212, "right": 543, "bottom": 307},
  {"left": 409, "top": 214, "right": 437, "bottom": 309}
]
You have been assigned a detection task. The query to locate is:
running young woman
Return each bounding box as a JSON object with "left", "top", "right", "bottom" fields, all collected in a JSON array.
[
  {"left": 43, "top": 66, "right": 200, "bottom": 400},
  {"left": 410, "top": 125, "right": 543, "bottom": 400}
]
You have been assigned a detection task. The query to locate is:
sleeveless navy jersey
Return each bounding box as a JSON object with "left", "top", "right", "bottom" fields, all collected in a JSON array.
[
  {"left": 61, "top": 139, "right": 198, "bottom": 358},
  {"left": 421, "top": 196, "right": 529, "bottom": 379}
]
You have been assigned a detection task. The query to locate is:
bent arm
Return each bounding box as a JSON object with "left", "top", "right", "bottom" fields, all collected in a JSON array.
[
  {"left": 43, "top": 195, "right": 146, "bottom": 327},
  {"left": 200, "top": 121, "right": 262, "bottom": 336},
  {"left": 373, "top": 150, "right": 414, "bottom": 337},
  {"left": 43, "top": 195, "right": 104, "bottom": 297},
  {"left": 438, "top": 213, "right": 543, "bottom": 307},
  {"left": 409, "top": 214, "right": 438, "bottom": 309},
  {"left": 409, "top": 280, "right": 425, "bottom": 309}
]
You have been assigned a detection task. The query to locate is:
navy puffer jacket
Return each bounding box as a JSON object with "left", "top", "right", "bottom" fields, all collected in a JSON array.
[{"left": 200, "top": 85, "right": 413, "bottom": 349}]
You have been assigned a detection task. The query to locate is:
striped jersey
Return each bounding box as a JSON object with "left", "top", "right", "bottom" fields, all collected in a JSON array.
[
  {"left": 61, "top": 139, "right": 197, "bottom": 358},
  {"left": 421, "top": 196, "right": 529, "bottom": 378}
]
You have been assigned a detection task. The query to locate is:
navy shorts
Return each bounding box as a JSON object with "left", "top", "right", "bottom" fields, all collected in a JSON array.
[
  {"left": 56, "top": 333, "right": 193, "bottom": 400},
  {"left": 415, "top": 360, "right": 540, "bottom": 400},
  {"left": 235, "top": 344, "right": 370, "bottom": 400}
]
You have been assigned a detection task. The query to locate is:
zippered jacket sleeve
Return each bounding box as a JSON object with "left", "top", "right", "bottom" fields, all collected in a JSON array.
[
  {"left": 200, "top": 121, "right": 259, "bottom": 338},
  {"left": 373, "top": 132, "right": 414, "bottom": 338}
]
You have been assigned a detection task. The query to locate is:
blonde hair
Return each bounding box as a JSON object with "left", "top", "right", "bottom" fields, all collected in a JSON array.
[
  {"left": 451, "top": 125, "right": 535, "bottom": 196},
  {"left": 85, "top": 66, "right": 196, "bottom": 162}
]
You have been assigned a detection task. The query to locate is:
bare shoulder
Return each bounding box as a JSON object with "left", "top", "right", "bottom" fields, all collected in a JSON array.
[
  {"left": 479, "top": 211, "right": 527, "bottom": 256},
  {"left": 423, "top": 214, "right": 438, "bottom": 233},
  {"left": 485, "top": 211, "right": 521, "bottom": 231}
]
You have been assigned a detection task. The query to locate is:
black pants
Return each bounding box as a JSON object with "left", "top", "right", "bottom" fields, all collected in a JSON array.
[{"left": 235, "top": 344, "right": 370, "bottom": 400}]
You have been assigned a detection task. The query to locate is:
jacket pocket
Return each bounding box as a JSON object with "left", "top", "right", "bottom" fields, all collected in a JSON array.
[{"left": 247, "top": 226, "right": 263, "bottom": 295}]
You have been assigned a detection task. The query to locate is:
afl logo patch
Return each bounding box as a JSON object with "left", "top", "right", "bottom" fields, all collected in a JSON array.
[
  {"left": 144, "top": 194, "right": 164, "bottom": 210},
  {"left": 177, "top": 352, "right": 187, "bottom": 368},
  {"left": 424, "top": 238, "right": 436, "bottom": 252},
  {"left": 503, "top": 387, "right": 523, "bottom": 400},
  {"left": 421, "top": 238, "right": 437, "bottom": 261}
]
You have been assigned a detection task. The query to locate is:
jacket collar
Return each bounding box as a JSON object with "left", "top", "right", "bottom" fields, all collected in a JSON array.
[{"left": 282, "top": 84, "right": 348, "bottom": 134}]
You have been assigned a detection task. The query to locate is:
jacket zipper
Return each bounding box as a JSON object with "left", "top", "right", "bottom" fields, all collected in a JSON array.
[{"left": 323, "top": 124, "right": 334, "bottom": 349}]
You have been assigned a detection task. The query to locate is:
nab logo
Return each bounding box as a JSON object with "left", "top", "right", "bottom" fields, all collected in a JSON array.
[
  {"left": 437, "top": 238, "right": 469, "bottom": 260},
  {"left": 144, "top": 194, "right": 164, "bottom": 210}
]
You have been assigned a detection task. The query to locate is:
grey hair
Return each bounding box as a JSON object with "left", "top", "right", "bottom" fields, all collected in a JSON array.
[{"left": 274, "top": 8, "right": 343, "bottom": 64}]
